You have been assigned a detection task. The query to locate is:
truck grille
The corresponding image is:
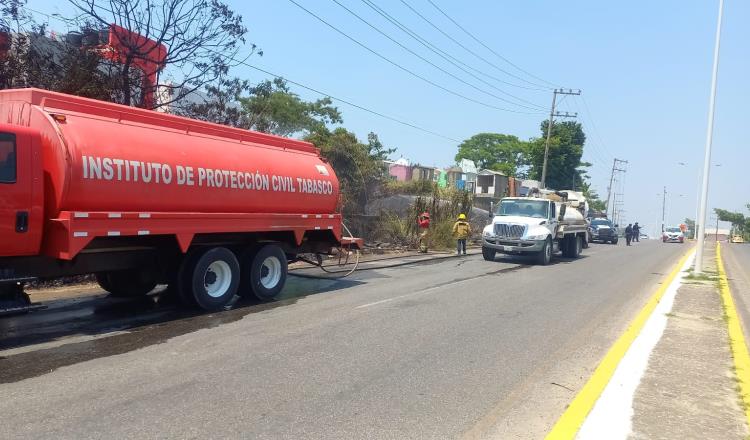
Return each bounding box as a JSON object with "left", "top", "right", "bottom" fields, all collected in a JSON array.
[{"left": 494, "top": 224, "right": 526, "bottom": 239}]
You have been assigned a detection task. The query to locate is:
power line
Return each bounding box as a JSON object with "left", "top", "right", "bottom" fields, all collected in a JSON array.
[
  {"left": 329, "top": 0, "right": 545, "bottom": 111},
  {"left": 576, "top": 95, "right": 616, "bottom": 159},
  {"left": 425, "top": 0, "right": 561, "bottom": 89},
  {"left": 399, "top": 0, "right": 552, "bottom": 90},
  {"left": 23, "top": 5, "right": 464, "bottom": 143},
  {"left": 286, "top": 0, "right": 543, "bottom": 115},
  {"left": 359, "top": 0, "right": 548, "bottom": 93}
]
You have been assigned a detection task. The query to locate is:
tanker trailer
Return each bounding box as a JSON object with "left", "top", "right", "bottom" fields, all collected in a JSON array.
[{"left": 0, "top": 88, "right": 361, "bottom": 313}]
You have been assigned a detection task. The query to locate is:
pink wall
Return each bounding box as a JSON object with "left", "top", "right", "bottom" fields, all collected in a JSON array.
[{"left": 389, "top": 164, "right": 410, "bottom": 182}]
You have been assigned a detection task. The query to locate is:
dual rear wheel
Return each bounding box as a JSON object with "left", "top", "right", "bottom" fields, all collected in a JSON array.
[
  {"left": 97, "top": 243, "right": 290, "bottom": 312},
  {"left": 178, "top": 244, "right": 289, "bottom": 311}
]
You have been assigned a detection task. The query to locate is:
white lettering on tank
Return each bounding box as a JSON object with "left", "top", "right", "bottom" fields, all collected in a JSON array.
[
  {"left": 161, "top": 164, "right": 172, "bottom": 184},
  {"left": 206, "top": 169, "right": 215, "bottom": 187},
  {"left": 141, "top": 162, "right": 152, "bottom": 183},
  {"left": 102, "top": 157, "right": 114, "bottom": 180},
  {"left": 198, "top": 167, "right": 206, "bottom": 186},
  {"left": 112, "top": 159, "right": 124, "bottom": 180},
  {"left": 82, "top": 155, "right": 88, "bottom": 178},
  {"left": 186, "top": 167, "right": 194, "bottom": 186},
  {"left": 124, "top": 160, "right": 130, "bottom": 181},
  {"left": 89, "top": 156, "right": 102, "bottom": 179},
  {"left": 131, "top": 161, "right": 140, "bottom": 182}
]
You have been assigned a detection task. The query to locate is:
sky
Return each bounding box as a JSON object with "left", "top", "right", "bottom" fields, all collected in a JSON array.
[{"left": 30, "top": 0, "right": 750, "bottom": 236}]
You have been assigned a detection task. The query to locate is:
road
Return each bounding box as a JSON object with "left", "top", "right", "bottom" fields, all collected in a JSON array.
[
  {"left": 723, "top": 243, "right": 750, "bottom": 347},
  {"left": 0, "top": 241, "right": 687, "bottom": 439}
]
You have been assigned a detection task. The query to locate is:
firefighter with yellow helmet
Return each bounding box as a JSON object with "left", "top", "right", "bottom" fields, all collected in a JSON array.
[{"left": 452, "top": 213, "right": 472, "bottom": 255}]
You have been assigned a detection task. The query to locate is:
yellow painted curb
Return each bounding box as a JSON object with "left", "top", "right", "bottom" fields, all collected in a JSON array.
[
  {"left": 716, "top": 242, "right": 750, "bottom": 427},
  {"left": 545, "top": 248, "right": 694, "bottom": 440}
]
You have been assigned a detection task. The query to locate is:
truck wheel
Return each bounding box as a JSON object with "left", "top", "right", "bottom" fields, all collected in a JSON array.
[
  {"left": 612, "top": 238, "right": 619, "bottom": 245},
  {"left": 179, "top": 247, "right": 240, "bottom": 311},
  {"left": 247, "top": 244, "right": 288, "bottom": 301},
  {"left": 482, "top": 247, "right": 496, "bottom": 261},
  {"left": 96, "top": 270, "right": 157, "bottom": 297},
  {"left": 536, "top": 238, "right": 552, "bottom": 265},
  {"left": 571, "top": 236, "right": 582, "bottom": 258}
]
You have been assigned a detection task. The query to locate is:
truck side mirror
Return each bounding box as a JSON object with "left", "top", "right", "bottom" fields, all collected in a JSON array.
[{"left": 558, "top": 204, "right": 566, "bottom": 220}]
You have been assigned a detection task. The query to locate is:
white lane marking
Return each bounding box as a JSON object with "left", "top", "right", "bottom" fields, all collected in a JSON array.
[
  {"left": 355, "top": 275, "right": 481, "bottom": 310},
  {"left": 576, "top": 252, "right": 695, "bottom": 440}
]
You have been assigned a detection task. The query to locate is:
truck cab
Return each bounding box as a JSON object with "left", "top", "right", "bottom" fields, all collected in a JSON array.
[{"left": 0, "top": 124, "right": 43, "bottom": 258}]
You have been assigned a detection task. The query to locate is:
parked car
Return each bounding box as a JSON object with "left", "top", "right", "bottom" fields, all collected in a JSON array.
[
  {"left": 589, "top": 218, "right": 619, "bottom": 244},
  {"left": 731, "top": 235, "right": 745, "bottom": 243},
  {"left": 639, "top": 233, "right": 650, "bottom": 240},
  {"left": 663, "top": 227, "right": 685, "bottom": 243}
]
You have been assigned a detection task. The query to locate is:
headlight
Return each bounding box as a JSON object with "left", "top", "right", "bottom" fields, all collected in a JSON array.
[
  {"left": 483, "top": 228, "right": 493, "bottom": 237},
  {"left": 526, "top": 234, "right": 548, "bottom": 240}
]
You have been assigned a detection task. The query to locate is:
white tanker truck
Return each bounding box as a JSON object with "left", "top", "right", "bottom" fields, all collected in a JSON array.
[{"left": 482, "top": 189, "right": 589, "bottom": 265}]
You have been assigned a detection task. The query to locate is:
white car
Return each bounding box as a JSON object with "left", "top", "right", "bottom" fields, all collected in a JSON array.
[{"left": 662, "top": 227, "right": 684, "bottom": 243}]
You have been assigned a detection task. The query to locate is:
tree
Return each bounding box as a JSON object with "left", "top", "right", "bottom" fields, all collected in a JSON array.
[
  {"left": 527, "top": 120, "right": 587, "bottom": 190},
  {"left": 177, "top": 77, "right": 343, "bottom": 137},
  {"left": 239, "top": 78, "right": 342, "bottom": 137},
  {"left": 1, "top": 2, "right": 121, "bottom": 98},
  {"left": 715, "top": 208, "right": 746, "bottom": 237},
  {"left": 305, "top": 128, "right": 393, "bottom": 214},
  {"left": 69, "top": 0, "right": 259, "bottom": 108},
  {"left": 454, "top": 133, "right": 528, "bottom": 176},
  {"left": 684, "top": 218, "right": 696, "bottom": 234}
]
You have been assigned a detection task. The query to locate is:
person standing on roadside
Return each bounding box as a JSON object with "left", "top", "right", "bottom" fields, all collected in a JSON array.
[
  {"left": 633, "top": 222, "right": 641, "bottom": 242},
  {"left": 452, "top": 213, "right": 471, "bottom": 256},
  {"left": 418, "top": 211, "right": 431, "bottom": 253},
  {"left": 625, "top": 223, "right": 633, "bottom": 246}
]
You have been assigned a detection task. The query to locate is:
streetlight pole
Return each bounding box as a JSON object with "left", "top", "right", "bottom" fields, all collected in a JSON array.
[
  {"left": 695, "top": 0, "right": 725, "bottom": 273},
  {"left": 662, "top": 186, "right": 667, "bottom": 234}
]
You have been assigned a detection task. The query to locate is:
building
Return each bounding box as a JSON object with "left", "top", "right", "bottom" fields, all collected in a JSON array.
[
  {"left": 475, "top": 169, "right": 509, "bottom": 199},
  {"left": 444, "top": 159, "right": 477, "bottom": 192},
  {"left": 384, "top": 157, "right": 411, "bottom": 182},
  {"left": 411, "top": 164, "right": 437, "bottom": 182}
]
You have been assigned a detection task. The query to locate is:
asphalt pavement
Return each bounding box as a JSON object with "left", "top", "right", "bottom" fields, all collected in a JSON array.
[
  {"left": 723, "top": 243, "right": 750, "bottom": 349},
  {"left": 0, "top": 240, "right": 687, "bottom": 439}
]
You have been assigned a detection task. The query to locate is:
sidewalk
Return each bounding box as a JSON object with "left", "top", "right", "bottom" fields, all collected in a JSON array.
[
  {"left": 548, "top": 245, "right": 750, "bottom": 440},
  {"left": 629, "top": 245, "right": 749, "bottom": 439}
]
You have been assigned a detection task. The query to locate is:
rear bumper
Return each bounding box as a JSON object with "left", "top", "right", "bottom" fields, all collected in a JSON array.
[{"left": 483, "top": 237, "right": 544, "bottom": 254}]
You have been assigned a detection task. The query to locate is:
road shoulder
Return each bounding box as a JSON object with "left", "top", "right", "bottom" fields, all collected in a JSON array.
[{"left": 629, "top": 244, "right": 748, "bottom": 439}]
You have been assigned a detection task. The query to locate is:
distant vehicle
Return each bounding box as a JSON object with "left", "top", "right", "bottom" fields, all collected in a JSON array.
[
  {"left": 640, "top": 233, "right": 650, "bottom": 240},
  {"left": 663, "top": 227, "right": 685, "bottom": 243},
  {"left": 589, "top": 218, "right": 619, "bottom": 244},
  {"left": 731, "top": 235, "right": 745, "bottom": 243}
]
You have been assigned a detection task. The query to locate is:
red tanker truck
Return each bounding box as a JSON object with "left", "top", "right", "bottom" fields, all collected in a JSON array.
[{"left": 0, "top": 88, "right": 361, "bottom": 314}]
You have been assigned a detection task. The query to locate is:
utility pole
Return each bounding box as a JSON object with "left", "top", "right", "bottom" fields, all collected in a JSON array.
[
  {"left": 696, "top": 0, "right": 725, "bottom": 273},
  {"left": 661, "top": 186, "right": 667, "bottom": 234},
  {"left": 605, "top": 158, "right": 628, "bottom": 219},
  {"left": 541, "top": 88, "right": 581, "bottom": 188}
]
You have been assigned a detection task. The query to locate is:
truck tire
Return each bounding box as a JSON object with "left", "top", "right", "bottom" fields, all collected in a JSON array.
[
  {"left": 482, "top": 247, "right": 496, "bottom": 261},
  {"left": 178, "top": 247, "right": 240, "bottom": 311},
  {"left": 96, "top": 270, "right": 157, "bottom": 297},
  {"left": 247, "top": 244, "right": 288, "bottom": 301},
  {"left": 571, "top": 236, "right": 582, "bottom": 258},
  {"left": 536, "top": 237, "right": 552, "bottom": 265},
  {"left": 612, "top": 238, "right": 619, "bottom": 245}
]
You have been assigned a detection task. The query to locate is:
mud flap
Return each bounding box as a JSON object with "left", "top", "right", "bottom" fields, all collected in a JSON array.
[{"left": 0, "top": 277, "right": 46, "bottom": 316}]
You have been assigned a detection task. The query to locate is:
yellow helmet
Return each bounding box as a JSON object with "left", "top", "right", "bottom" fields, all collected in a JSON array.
[{"left": 458, "top": 213, "right": 467, "bottom": 220}]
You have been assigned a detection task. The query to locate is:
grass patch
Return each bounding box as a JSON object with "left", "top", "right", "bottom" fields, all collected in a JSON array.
[{"left": 684, "top": 272, "right": 719, "bottom": 282}]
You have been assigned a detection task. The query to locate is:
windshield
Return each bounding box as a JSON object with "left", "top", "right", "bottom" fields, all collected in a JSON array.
[
  {"left": 496, "top": 199, "right": 549, "bottom": 219},
  {"left": 591, "top": 219, "right": 612, "bottom": 227},
  {"left": 666, "top": 227, "right": 681, "bottom": 233}
]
